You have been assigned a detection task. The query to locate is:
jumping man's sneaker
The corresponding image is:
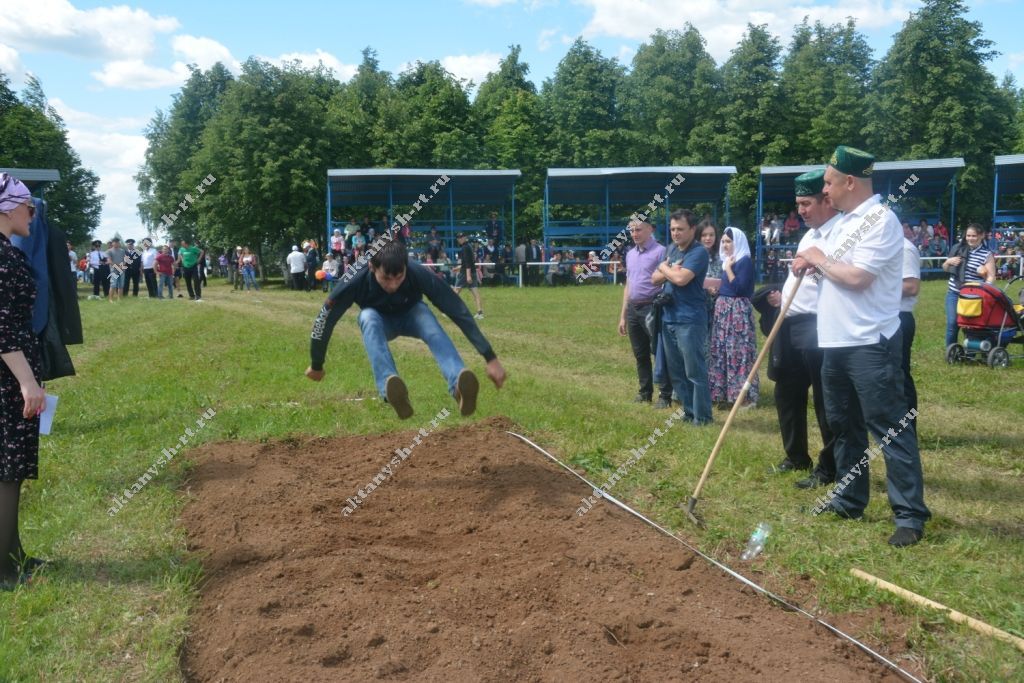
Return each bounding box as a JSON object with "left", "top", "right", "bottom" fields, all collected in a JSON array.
[
  {"left": 455, "top": 369, "right": 479, "bottom": 417},
  {"left": 385, "top": 375, "right": 414, "bottom": 420}
]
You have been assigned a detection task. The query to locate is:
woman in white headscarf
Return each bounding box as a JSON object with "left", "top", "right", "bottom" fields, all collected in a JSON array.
[{"left": 708, "top": 226, "right": 758, "bottom": 408}]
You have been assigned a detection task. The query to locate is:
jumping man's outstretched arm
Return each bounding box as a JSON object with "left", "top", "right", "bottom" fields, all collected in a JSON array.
[{"left": 307, "top": 270, "right": 361, "bottom": 378}]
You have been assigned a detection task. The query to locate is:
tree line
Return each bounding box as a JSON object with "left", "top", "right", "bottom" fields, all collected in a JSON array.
[
  {"left": 4, "top": 0, "right": 1022, "bottom": 254},
  {"left": 0, "top": 75, "right": 103, "bottom": 245}
]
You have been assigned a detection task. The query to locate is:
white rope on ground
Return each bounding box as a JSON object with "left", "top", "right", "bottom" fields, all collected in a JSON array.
[{"left": 506, "top": 430, "right": 924, "bottom": 683}]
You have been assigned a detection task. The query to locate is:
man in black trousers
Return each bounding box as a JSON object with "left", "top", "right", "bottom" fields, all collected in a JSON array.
[
  {"left": 122, "top": 238, "right": 142, "bottom": 296},
  {"left": 766, "top": 170, "right": 837, "bottom": 487}
]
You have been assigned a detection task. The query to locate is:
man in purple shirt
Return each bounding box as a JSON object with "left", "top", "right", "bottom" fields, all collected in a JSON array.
[{"left": 617, "top": 220, "right": 672, "bottom": 406}]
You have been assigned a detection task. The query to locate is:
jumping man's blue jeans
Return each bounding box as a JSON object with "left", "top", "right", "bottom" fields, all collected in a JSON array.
[{"left": 358, "top": 302, "right": 466, "bottom": 398}]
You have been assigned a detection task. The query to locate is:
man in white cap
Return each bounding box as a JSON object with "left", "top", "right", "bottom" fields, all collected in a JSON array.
[{"left": 287, "top": 245, "right": 306, "bottom": 291}]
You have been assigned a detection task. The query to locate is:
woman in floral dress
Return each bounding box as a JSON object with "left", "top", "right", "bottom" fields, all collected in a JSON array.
[
  {"left": 708, "top": 227, "right": 758, "bottom": 408},
  {"left": 0, "top": 174, "right": 47, "bottom": 589}
]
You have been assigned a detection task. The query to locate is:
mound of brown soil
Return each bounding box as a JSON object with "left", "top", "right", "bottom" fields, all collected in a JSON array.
[{"left": 181, "top": 416, "right": 902, "bottom": 682}]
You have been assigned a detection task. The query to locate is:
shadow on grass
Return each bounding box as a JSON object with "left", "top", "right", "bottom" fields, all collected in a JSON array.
[
  {"left": 30, "top": 552, "right": 196, "bottom": 587},
  {"left": 920, "top": 432, "right": 1022, "bottom": 453},
  {"left": 926, "top": 473, "right": 1023, "bottom": 505}
]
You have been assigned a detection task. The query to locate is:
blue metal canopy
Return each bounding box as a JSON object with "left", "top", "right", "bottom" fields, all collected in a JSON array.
[
  {"left": 992, "top": 154, "right": 1024, "bottom": 225},
  {"left": 543, "top": 166, "right": 736, "bottom": 254},
  {"left": 756, "top": 157, "right": 964, "bottom": 280},
  {"left": 0, "top": 167, "right": 61, "bottom": 193},
  {"left": 325, "top": 168, "right": 521, "bottom": 254}
]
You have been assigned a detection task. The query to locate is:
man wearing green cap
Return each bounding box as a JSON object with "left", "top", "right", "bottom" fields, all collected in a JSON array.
[
  {"left": 764, "top": 169, "right": 838, "bottom": 487},
  {"left": 792, "top": 145, "right": 929, "bottom": 547}
]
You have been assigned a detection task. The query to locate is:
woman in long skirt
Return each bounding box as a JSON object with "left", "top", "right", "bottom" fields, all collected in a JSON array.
[{"left": 708, "top": 227, "right": 758, "bottom": 407}]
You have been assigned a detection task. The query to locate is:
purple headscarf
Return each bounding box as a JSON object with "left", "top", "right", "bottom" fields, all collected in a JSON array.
[{"left": 0, "top": 173, "right": 32, "bottom": 213}]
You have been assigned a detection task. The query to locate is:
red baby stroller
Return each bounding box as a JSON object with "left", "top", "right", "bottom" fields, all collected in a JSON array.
[{"left": 946, "top": 275, "right": 1024, "bottom": 368}]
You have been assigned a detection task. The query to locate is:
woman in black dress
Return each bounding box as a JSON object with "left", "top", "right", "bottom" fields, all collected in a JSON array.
[{"left": 0, "top": 173, "right": 47, "bottom": 589}]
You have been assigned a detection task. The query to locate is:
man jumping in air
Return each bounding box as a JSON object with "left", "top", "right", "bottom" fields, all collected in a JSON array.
[{"left": 305, "top": 241, "right": 506, "bottom": 419}]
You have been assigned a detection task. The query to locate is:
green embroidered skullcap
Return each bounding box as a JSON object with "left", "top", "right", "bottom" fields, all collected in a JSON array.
[
  {"left": 828, "top": 145, "right": 875, "bottom": 177},
  {"left": 794, "top": 169, "right": 825, "bottom": 196}
]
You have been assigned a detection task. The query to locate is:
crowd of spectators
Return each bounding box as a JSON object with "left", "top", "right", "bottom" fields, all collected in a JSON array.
[{"left": 75, "top": 237, "right": 217, "bottom": 302}]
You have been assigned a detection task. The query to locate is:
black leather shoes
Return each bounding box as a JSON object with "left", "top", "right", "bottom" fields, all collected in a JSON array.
[
  {"left": 769, "top": 459, "right": 812, "bottom": 474},
  {"left": 888, "top": 527, "right": 923, "bottom": 547},
  {"left": 795, "top": 472, "right": 832, "bottom": 489}
]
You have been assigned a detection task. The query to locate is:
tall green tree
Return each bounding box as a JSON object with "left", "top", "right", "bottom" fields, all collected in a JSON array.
[
  {"left": 135, "top": 63, "right": 234, "bottom": 233},
  {"left": 186, "top": 59, "right": 341, "bottom": 256},
  {"left": 773, "top": 19, "right": 872, "bottom": 164},
  {"left": 619, "top": 27, "right": 721, "bottom": 166},
  {"left": 475, "top": 46, "right": 544, "bottom": 235},
  {"left": 540, "top": 39, "right": 625, "bottom": 167},
  {"left": 327, "top": 48, "right": 393, "bottom": 168},
  {"left": 690, "top": 25, "right": 784, "bottom": 223},
  {"left": 0, "top": 73, "right": 102, "bottom": 244},
  {"left": 371, "top": 61, "right": 478, "bottom": 167},
  {"left": 865, "top": 0, "right": 1017, "bottom": 221},
  {"left": 474, "top": 45, "right": 536, "bottom": 123}
]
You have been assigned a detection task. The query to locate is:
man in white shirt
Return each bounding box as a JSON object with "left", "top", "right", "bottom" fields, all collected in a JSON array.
[
  {"left": 87, "top": 239, "right": 107, "bottom": 299},
  {"left": 792, "top": 145, "right": 929, "bottom": 547},
  {"left": 287, "top": 245, "right": 307, "bottom": 291},
  {"left": 900, "top": 224, "right": 921, "bottom": 412},
  {"left": 140, "top": 238, "right": 158, "bottom": 298},
  {"left": 766, "top": 170, "right": 838, "bottom": 488}
]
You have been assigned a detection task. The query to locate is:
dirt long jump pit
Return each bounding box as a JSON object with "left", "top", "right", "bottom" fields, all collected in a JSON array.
[{"left": 181, "top": 416, "right": 907, "bottom": 682}]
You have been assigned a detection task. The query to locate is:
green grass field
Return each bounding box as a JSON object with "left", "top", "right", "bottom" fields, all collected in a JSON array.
[{"left": 1, "top": 277, "right": 1022, "bottom": 681}]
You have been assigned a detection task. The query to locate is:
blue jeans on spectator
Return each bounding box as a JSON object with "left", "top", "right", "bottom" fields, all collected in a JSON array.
[
  {"left": 661, "top": 319, "right": 712, "bottom": 424},
  {"left": 944, "top": 289, "right": 959, "bottom": 347},
  {"left": 158, "top": 273, "right": 173, "bottom": 299},
  {"left": 820, "top": 331, "right": 930, "bottom": 530},
  {"left": 357, "top": 301, "right": 465, "bottom": 398},
  {"left": 242, "top": 265, "right": 259, "bottom": 290}
]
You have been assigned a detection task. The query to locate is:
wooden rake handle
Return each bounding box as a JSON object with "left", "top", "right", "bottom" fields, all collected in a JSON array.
[{"left": 689, "top": 272, "right": 805, "bottom": 504}]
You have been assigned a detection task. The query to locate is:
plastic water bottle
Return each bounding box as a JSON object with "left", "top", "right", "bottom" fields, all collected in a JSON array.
[{"left": 740, "top": 522, "right": 771, "bottom": 560}]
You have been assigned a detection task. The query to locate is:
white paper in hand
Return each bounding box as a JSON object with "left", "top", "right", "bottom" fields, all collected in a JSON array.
[{"left": 39, "top": 394, "right": 58, "bottom": 435}]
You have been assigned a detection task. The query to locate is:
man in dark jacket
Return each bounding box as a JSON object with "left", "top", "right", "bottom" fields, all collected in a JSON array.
[
  {"left": 122, "top": 238, "right": 142, "bottom": 297},
  {"left": 305, "top": 241, "right": 506, "bottom": 419}
]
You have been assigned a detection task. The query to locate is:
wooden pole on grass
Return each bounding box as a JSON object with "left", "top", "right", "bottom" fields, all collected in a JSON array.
[{"left": 850, "top": 568, "right": 1024, "bottom": 653}]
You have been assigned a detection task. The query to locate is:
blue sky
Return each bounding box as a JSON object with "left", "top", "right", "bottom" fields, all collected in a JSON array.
[{"left": 2, "top": 0, "right": 1022, "bottom": 241}]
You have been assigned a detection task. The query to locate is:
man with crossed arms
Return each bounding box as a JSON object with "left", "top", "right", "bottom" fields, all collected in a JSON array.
[{"left": 792, "top": 145, "right": 929, "bottom": 547}]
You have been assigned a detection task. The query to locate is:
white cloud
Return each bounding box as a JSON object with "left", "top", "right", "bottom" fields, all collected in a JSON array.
[
  {"left": 441, "top": 52, "right": 503, "bottom": 88},
  {"left": 91, "top": 59, "right": 191, "bottom": 90},
  {"left": 576, "top": 0, "right": 916, "bottom": 63},
  {"left": 50, "top": 98, "right": 149, "bottom": 133},
  {"left": 54, "top": 103, "right": 150, "bottom": 241},
  {"left": 262, "top": 49, "right": 358, "bottom": 81},
  {"left": 172, "top": 35, "right": 241, "bottom": 74},
  {"left": 4, "top": 0, "right": 178, "bottom": 60},
  {"left": 617, "top": 45, "right": 636, "bottom": 64},
  {"left": 1009, "top": 51, "right": 1024, "bottom": 70},
  {"left": 463, "top": 0, "right": 517, "bottom": 5},
  {"left": 538, "top": 28, "right": 560, "bottom": 52},
  {"left": 0, "top": 43, "right": 24, "bottom": 82}
]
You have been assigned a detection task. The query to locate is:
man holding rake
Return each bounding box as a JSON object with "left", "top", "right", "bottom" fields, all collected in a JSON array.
[{"left": 791, "top": 145, "right": 929, "bottom": 547}]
